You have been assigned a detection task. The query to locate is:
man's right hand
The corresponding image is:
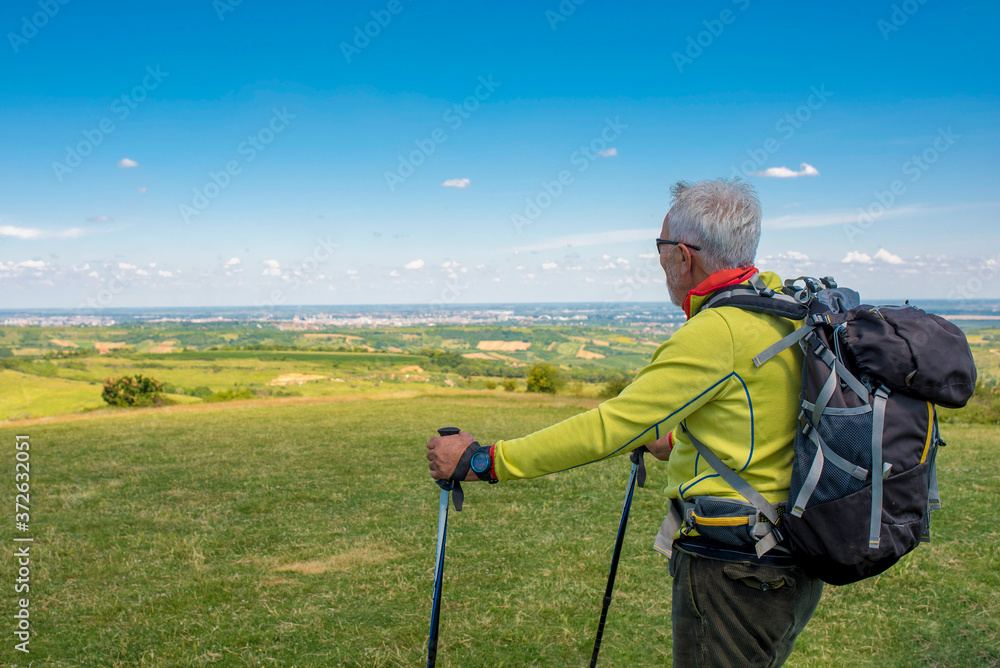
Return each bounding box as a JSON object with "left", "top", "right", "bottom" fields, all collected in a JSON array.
[{"left": 426, "top": 430, "right": 479, "bottom": 481}]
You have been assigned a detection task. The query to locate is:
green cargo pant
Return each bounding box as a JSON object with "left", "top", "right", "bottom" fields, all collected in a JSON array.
[{"left": 669, "top": 549, "right": 823, "bottom": 667}]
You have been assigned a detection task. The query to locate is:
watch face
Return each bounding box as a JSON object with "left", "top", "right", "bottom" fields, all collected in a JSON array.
[{"left": 471, "top": 451, "right": 489, "bottom": 473}]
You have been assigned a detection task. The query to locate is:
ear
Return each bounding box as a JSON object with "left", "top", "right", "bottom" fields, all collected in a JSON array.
[{"left": 678, "top": 244, "right": 696, "bottom": 280}]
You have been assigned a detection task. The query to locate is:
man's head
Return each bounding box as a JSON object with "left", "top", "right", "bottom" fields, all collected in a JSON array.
[{"left": 659, "top": 177, "right": 762, "bottom": 306}]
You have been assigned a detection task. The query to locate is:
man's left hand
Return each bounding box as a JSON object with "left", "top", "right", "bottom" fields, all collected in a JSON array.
[
  {"left": 426, "top": 430, "right": 480, "bottom": 481},
  {"left": 646, "top": 433, "right": 674, "bottom": 461}
]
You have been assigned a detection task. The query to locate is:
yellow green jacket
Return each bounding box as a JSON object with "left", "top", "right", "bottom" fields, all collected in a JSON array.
[{"left": 494, "top": 270, "right": 802, "bottom": 504}]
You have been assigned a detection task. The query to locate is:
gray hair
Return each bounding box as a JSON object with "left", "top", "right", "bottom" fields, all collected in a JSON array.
[{"left": 667, "top": 177, "right": 762, "bottom": 273}]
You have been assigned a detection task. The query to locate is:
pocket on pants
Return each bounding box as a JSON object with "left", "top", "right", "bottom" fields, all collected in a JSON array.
[{"left": 722, "top": 562, "right": 797, "bottom": 592}]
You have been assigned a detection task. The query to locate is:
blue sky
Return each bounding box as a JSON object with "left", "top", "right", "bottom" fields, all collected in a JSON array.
[{"left": 1, "top": 0, "right": 997, "bottom": 308}]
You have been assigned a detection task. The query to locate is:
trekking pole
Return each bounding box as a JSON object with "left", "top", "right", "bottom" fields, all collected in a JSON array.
[
  {"left": 428, "top": 426, "right": 461, "bottom": 668},
  {"left": 590, "top": 446, "right": 646, "bottom": 667}
]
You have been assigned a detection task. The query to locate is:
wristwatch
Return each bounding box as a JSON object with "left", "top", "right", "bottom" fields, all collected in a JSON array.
[{"left": 466, "top": 442, "right": 498, "bottom": 483}]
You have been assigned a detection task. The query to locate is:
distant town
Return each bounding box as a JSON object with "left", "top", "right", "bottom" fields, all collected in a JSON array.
[
  {"left": 0, "top": 303, "right": 689, "bottom": 329},
  {"left": 1, "top": 299, "right": 998, "bottom": 330}
]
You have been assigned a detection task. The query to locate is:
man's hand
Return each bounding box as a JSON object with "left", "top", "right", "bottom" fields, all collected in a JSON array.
[
  {"left": 645, "top": 433, "right": 674, "bottom": 461},
  {"left": 426, "top": 430, "right": 480, "bottom": 481}
]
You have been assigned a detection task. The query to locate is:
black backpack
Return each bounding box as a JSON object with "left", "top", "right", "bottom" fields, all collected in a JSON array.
[{"left": 697, "top": 274, "right": 978, "bottom": 585}]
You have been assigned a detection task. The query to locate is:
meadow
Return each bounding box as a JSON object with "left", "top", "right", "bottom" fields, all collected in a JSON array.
[
  {"left": 0, "top": 321, "right": 664, "bottom": 422},
  {"left": 1, "top": 322, "right": 997, "bottom": 665},
  {"left": 1, "top": 392, "right": 998, "bottom": 667}
]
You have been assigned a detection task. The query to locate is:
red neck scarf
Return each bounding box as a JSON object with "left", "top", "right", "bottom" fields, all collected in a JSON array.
[{"left": 681, "top": 265, "right": 758, "bottom": 319}]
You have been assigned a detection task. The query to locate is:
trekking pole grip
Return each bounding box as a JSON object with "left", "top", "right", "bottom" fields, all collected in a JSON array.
[{"left": 436, "top": 427, "right": 461, "bottom": 505}]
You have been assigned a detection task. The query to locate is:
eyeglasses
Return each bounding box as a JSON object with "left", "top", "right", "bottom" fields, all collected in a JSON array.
[{"left": 656, "top": 238, "right": 702, "bottom": 254}]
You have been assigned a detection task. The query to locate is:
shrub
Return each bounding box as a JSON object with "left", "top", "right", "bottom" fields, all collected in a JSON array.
[
  {"left": 526, "top": 363, "right": 566, "bottom": 395},
  {"left": 502, "top": 379, "right": 518, "bottom": 392},
  {"left": 484, "top": 380, "right": 498, "bottom": 390},
  {"left": 599, "top": 372, "right": 632, "bottom": 399},
  {"left": 203, "top": 388, "right": 255, "bottom": 403},
  {"left": 102, "top": 375, "right": 165, "bottom": 407}
]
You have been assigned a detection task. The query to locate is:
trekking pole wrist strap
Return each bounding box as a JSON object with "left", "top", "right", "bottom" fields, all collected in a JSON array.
[
  {"left": 630, "top": 446, "right": 647, "bottom": 488},
  {"left": 452, "top": 441, "right": 498, "bottom": 484}
]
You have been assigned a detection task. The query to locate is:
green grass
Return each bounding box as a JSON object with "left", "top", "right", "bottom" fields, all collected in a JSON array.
[
  {"left": 0, "top": 351, "right": 449, "bottom": 420},
  {"left": 1, "top": 394, "right": 997, "bottom": 666},
  {"left": 0, "top": 369, "right": 105, "bottom": 420}
]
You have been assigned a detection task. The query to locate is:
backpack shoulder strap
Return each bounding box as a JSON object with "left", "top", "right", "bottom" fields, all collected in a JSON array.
[
  {"left": 703, "top": 273, "right": 810, "bottom": 321},
  {"left": 703, "top": 272, "right": 818, "bottom": 366},
  {"left": 685, "top": 426, "right": 782, "bottom": 557}
]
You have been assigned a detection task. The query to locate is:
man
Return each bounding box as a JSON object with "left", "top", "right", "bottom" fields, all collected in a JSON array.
[{"left": 426, "top": 177, "right": 823, "bottom": 667}]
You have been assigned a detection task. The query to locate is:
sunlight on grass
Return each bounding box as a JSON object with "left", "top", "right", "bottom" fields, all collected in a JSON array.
[{"left": 0, "top": 395, "right": 997, "bottom": 666}]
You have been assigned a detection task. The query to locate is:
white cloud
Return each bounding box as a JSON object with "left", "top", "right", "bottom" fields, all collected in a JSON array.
[
  {"left": 17, "top": 260, "right": 45, "bottom": 269},
  {"left": 157, "top": 270, "right": 174, "bottom": 278},
  {"left": 598, "top": 147, "right": 618, "bottom": 157},
  {"left": 874, "top": 248, "right": 904, "bottom": 264},
  {"left": 763, "top": 204, "right": 927, "bottom": 230},
  {"left": 346, "top": 269, "right": 358, "bottom": 275},
  {"left": 389, "top": 270, "right": 400, "bottom": 277},
  {"left": 404, "top": 259, "right": 424, "bottom": 269},
  {"left": 118, "top": 158, "right": 139, "bottom": 168},
  {"left": 224, "top": 257, "right": 241, "bottom": 267},
  {"left": 541, "top": 261, "right": 558, "bottom": 270},
  {"left": 87, "top": 216, "right": 112, "bottom": 222},
  {"left": 637, "top": 253, "right": 656, "bottom": 259},
  {"left": 442, "top": 178, "right": 470, "bottom": 188},
  {"left": 842, "top": 251, "right": 873, "bottom": 264},
  {"left": 759, "top": 250, "right": 814, "bottom": 269},
  {"left": 0, "top": 225, "right": 44, "bottom": 240},
  {"left": 752, "top": 162, "right": 820, "bottom": 178},
  {"left": 262, "top": 260, "right": 281, "bottom": 276},
  {"left": 137, "top": 186, "right": 147, "bottom": 194},
  {"left": 135, "top": 269, "right": 148, "bottom": 276},
  {"left": 118, "top": 263, "right": 136, "bottom": 270},
  {"left": 0, "top": 225, "right": 89, "bottom": 240}
]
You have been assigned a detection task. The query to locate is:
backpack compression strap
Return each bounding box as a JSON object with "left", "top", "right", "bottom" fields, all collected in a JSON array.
[{"left": 869, "top": 387, "right": 890, "bottom": 549}]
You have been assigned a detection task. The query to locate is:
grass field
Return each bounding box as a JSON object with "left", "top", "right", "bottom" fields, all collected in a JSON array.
[{"left": 1, "top": 393, "right": 997, "bottom": 667}]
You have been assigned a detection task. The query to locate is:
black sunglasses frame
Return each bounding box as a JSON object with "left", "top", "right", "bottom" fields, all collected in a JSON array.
[{"left": 656, "top": 238, "right": 702, "bottom": 253}]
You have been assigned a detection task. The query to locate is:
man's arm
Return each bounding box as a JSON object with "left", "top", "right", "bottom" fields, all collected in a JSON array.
[{"left": 492, "top": 310, "right": 735, "bottom": 481}]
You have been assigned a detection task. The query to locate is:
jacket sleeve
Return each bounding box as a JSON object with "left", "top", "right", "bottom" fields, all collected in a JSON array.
[{"left": 493, "top": 310, "right": 735, "bottom": 481}]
